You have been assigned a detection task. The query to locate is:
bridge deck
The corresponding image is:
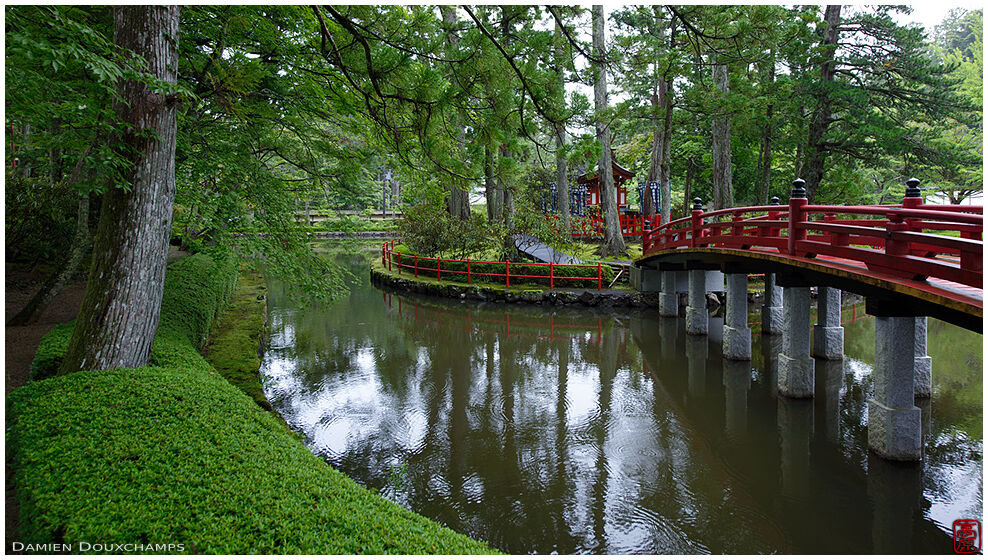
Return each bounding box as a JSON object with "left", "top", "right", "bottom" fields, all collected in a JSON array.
[{"left": 636, "top": 246, "right": 982, "bottom": 331}]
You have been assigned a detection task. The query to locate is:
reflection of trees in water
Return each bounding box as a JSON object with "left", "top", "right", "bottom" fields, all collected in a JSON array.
[{"left": 263, "top": 245, "right": 977, "bottom": 554}]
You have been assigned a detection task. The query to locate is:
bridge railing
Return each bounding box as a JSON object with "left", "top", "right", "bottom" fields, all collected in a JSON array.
[{"left": 642, "top": 179, "right": 983, "bottom": 289}]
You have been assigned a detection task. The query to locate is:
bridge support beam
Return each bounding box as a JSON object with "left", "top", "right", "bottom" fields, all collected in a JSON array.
[
  {"left": 722, "top": 273, "right": 751, "bottom": 360},
  {"left": 914, "top": 317, "right": 932, "bottom": 398},
  {"left": 778, "top": 286, "right": 814, "bottom": 398},
  {"left": 868, "top": 316, "right": 922, "bottom": 461},
  {"left": 761, "top": 273, "right": 783, "bottom": 334},
  {"left": 659, "top": 271, "right": 679, "bottom": 317},
  {"left": 630, "top": 265, "right": 662, "bottom": 292},
  {"left": 686, "top": 270, "right": 708, "bottom": 335},
  {"left": 813, "top": 287, "right": 844, "bottom": 359}
]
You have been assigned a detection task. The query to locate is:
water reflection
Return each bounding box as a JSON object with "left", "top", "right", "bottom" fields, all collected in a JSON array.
[{"left": 261, "top": 245, "right": 981, "bottom": 554}]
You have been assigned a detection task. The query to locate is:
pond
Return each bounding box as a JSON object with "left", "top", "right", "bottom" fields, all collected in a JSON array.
[{"left": 261, "top": 242, "right": 982, "bottom": 554}]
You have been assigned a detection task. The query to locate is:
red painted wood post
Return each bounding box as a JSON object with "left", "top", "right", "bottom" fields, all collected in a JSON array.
[
  {"left": 506, "top": 262, "right": 510, "bottom": 288},
  {"left": 884, "top": 213, "right": 910, "bottom": 257},
  {"left": 766, "top": 196, "right": 781, "bottom": 239},
  {"left": 397, "top": 252, "right": 401, "bottom": 275},
  {"left": 414, "top": 255, "right": 418, "bottom": 277},
  {"left": 387, "top": 245, "right": 391, "bottom": 271},
  {"left": 787, "top": 179, "right": 808, "bottom": 256},
  {"left": 597, "top": 261, "right": 602, "bottom": 290},
  {"left": 382, "top": 243, "right": 386, "bottom": 266},
  {"left": 902, "top": 178, "right": 923, "bottom": 233},
  {"left": 690, "top": 198, "right": 704, "bottom": 248},
  {"left": 467, "top": 259, "right": 471, "bottom": 285},
  {"left": 437, "top": 257, "right": 441, "bottom": 281},
  {"left": 549, "top": 261, "right": 554, "bottom": 290}
]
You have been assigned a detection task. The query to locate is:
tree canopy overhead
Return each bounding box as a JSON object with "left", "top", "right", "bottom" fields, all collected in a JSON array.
[{"left": 6, "top": 5, "right": 982, "bottom": 370}]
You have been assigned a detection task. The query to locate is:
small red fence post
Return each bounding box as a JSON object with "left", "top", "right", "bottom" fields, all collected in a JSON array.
[
  {"left": 787, "top": 178, "right": 808, "bottom": 256},
  {"left": 467, "top": 259, "right": 471, "bottom": 285},
  {"left": 437, "top": 258, "right": 441, "bottom": 281},
  {"left": 597, "top": 261, "right": 602, "bottom": 291},
  {"left": 397, "top": 252, "right": 401, "bottom": 275},
  {"left": 549, "top": 261, "right": 554, "bottom": 290},
  {"left": 506, "top": 262, "right": 510, "bottom": 288},
  {"left": 414, "top": 255, "right": 418, "bottom": 277}
]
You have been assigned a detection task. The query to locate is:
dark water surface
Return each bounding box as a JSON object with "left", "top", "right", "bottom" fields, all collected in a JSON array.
[{"left": 261, "top": 244, "right": 982, "bottom": 554}]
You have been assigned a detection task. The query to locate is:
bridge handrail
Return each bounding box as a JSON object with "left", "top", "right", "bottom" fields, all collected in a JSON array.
[{"left": 641, "top": 184, "right": 983, "bottom": 290}]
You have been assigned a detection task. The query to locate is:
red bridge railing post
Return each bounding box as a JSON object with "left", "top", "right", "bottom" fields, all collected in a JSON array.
[
  {"left": 902, "top": 177, "right": 924, "bottom": 234},
  {"left": 788, "top": 179, "right": 808, "bottom": 256},
  {"left": 690, "top": 197, "right": 704, "bottom": 248}
]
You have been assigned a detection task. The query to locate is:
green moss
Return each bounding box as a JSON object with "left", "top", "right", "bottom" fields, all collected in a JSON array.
[
  {"left": 202, "top": 272, "right": 270, "bottom": 410},
  {"left": 7, "top": 367, "right": 497, "bottom": 554}
]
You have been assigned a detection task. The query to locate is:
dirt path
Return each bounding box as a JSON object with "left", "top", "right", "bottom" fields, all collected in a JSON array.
[
  {"left": 5, "top": 247, "right": 191, "bottom": 394},
  {"left": 5, "top": 270, "right": 87, "bottom": 394}
]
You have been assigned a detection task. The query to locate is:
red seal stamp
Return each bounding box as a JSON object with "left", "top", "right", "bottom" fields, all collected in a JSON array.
[{"left": 953, "top": 519, "right": 982, "bottom": 554}]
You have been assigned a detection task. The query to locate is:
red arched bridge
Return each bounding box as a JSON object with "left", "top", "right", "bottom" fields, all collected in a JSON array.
[{"left": 634, "top": 180, "right": 982, "bottom": 333}]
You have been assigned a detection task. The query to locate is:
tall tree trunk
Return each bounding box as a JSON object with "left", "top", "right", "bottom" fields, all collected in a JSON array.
[
  {"left": 644, "top": 82, "right": 661, "bottom": 220},
  {"left": 440, "top": 6, "right": 471, "bottom": 220},
  {"left": 758, "top": 50, "right": 776, "bottom": 205},
  {"left": 711, "top": 62, "right": 733, "bottom": 209},
  {"left": 58, "top": 6, "right": 181, "bottom": 375},
  {"left": 484, "top": 145, "right": 497, "bottom": 223},
  {"left": 496, "top": 144, "right": 508, "bottom": 225},
  {"left": 660, "top": 72, "right": 674, "bottom": 223},
  {"left": 553, "top": 20, "right": 571, "bottom": 237},
  {"left": 592, "top": 4, "right": 626, "bottom": 256},
  {"left": 683, "top": 157, "right": 696, "bottom": 218},
  {"left": 644, "top": 6, "right": 668, "bottom": 221},
  {"left": 804, "top": 5, "right": 841, "bottom": 202}
]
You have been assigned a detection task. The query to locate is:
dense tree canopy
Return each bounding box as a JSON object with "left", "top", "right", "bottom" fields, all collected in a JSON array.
[{"left": 5, "top": 5, "right": 982, "bottom": 368}]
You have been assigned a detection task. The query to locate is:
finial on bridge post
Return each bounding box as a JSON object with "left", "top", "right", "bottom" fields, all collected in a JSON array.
[
  {"left": 791, "top": 178, "right": 807, "bottom": 199},
  {"left": 692, "top": 197, "right": 703, "bottom": 211},
  {"left": 770, "top": 196, "right": 780, "bottom": 205},
  {"left": 904, "top": 177, "right": 921, "bottom": 198}
]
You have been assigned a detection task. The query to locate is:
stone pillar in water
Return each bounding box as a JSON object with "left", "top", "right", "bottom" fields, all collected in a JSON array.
[
  {"left": 686, "top": 270, "right": 708, "bottom": 335},
  {"left": 868, "top": 316, "right": 922, "bottom": 461},
  {"left": 913, "top": 317, "right": 932, "bottom": 398},
  {"left": 778, "top": 286, "right": 814, "bottom": 398},
  {"left": 813, "top": 287, "right": 844, "bottom": 359},
  {"left": 659, "top": 270, "right": 679, "bottom": 317},
  {"left": 761, "top": 273, "right": 783, "bottom": 334},
  {"left": 722, "top": 273, "right": 751, "bottom": 360}
]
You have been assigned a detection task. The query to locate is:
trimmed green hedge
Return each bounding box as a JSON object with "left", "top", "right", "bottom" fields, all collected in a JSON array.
[
  {"left": 10, "top": 251, "right": 497, "bottom": 554},
  {"left": 7, "top": 367, "right": 496, "bottom": 554}
]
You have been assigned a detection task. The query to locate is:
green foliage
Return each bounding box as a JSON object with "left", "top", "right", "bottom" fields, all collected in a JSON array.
[
  {"left": 397, "top": 202, "right": 492, "bottom": 259},
  {"left": 6, "top": 366, "right": 498, "bottom": 554},
  {"left": 4, "top": 171, "right": 79, "bottom": 263}
]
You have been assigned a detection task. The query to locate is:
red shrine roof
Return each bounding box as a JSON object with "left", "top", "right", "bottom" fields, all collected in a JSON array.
[{"left": 577, "top": 159, "right": 636, "bottom": 187}]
